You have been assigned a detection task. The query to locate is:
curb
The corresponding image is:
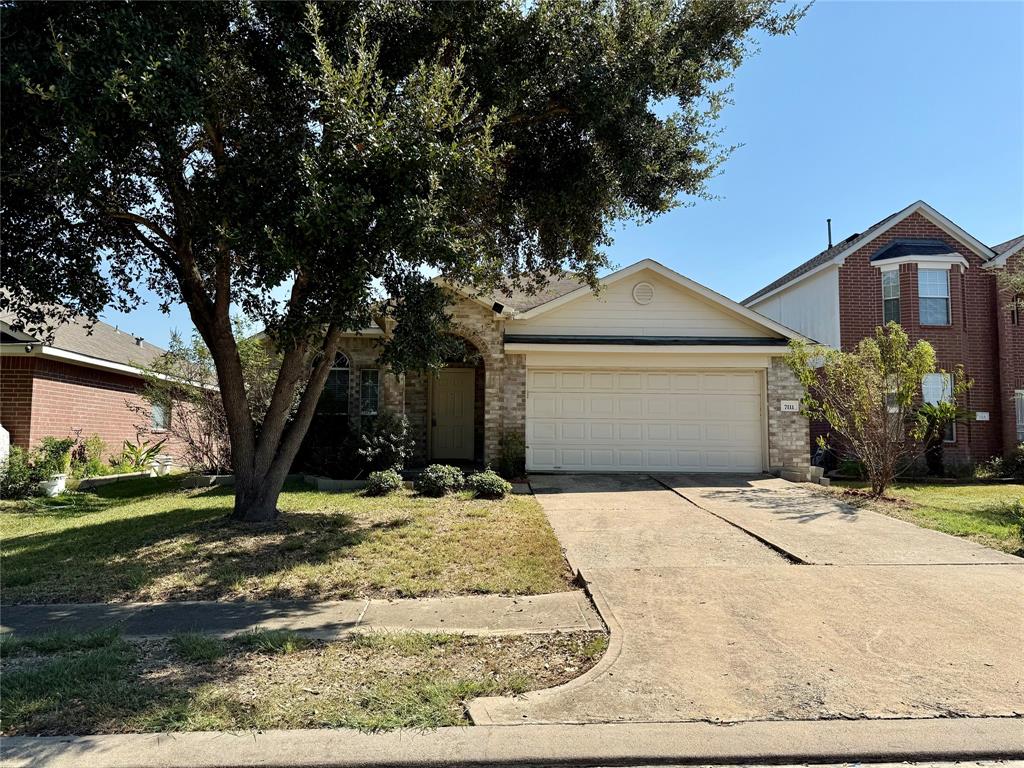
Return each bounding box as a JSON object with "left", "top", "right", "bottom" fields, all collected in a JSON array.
[
  {"left": 467, "top": 543, "right": 621, "bottom": 725},
  {"left": 3, "top": 718, "right": 1021, "bottom": 767}
]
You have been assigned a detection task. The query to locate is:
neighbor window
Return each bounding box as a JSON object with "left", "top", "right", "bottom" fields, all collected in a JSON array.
[
  {"left": 922, "top": 372, "right": 955, "bottom": 442},
  {"left": 1016, "top": 391, "right": 1024, "bottom": 442},
  {"left": 151, "top": 401, "right": 170, "bottom": 431},
  {"left": 317, "top": 352, "right": 349, "bottom": 416},
  {"left": 881, "top": 270, "right": 900, "bottom": 324},
  {"left": 918, "top": 269, "right": 950, "bottom": 325},
  {"left": 360, "top": 369, "right": 380, "bottom": 416}
]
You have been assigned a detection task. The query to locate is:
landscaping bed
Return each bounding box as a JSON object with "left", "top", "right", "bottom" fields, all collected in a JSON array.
[
  {"left": 0, "top": 476, "right": 574, "bottom": 604},
  {"left": 829, "top": 481, "right": 1024, "bottom": 555},
  {"left": 0, "top": 628, "right": 608, "bottom": 735}
]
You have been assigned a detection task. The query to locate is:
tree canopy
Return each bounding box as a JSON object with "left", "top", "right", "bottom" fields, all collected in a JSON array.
[{"left": 2, "top": 0, "right": 804, "bottom": 519}]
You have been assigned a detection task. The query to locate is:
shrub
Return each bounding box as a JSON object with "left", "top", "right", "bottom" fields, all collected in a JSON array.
[
  {"left": 467, "top": 469, "right": 512, "bottom": 499},
  {"left": 0, "top": 447, "right": 42, "bottom": 500},
  {"left": 497, "top": 430, "right": 526, "bottom": 480},
  {"left": 70, "top": 434, "right": 108, "bottom": 479},
  {"left": 977, "top": 444, "right": 1024, "bottom": 480},
  {"left": 114, "top": 437, "right": 166, "bottom": 472},
  {"left": 37, "top": 436, "right": 75, "bottom": 476},
  {"left": 415, "top": 464, "right": 464, "bottom": 497},
  {"left": 365, "top": 468, "right": 403, "bottom": 496},
  {"left": 358, "top": 411, "right": 415, "bottom": 472}
]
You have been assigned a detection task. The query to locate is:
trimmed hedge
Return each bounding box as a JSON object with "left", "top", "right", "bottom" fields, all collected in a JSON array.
[
  {"left": 365, "top": 468, "right": 403, "bottom": 496},
  {"left": 415, "top": 464, "right": 464, "bottom": 497},
  {"left": 467, "top": 469, "right": 512, "bottom": 499}
]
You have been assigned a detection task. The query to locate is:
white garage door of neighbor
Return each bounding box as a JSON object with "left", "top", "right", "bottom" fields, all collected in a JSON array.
[{"left": 526, "top": 369, "right": 765, "bottom": 472}]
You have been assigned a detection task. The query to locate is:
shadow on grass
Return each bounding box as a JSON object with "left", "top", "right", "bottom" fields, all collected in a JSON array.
[{"left": 2, "top": 478, "right": 411, "bottom": 603}]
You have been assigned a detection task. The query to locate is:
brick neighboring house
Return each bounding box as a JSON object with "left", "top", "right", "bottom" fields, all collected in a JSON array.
[
  {"left": 743, "top": 200, "right": 1024, "bottom": 465},
  {"left": 0, "top": 313, "right": 179, "bottom": 463},
  {"left": 306, "top": 259, "right": 812, "bottom": 478}
]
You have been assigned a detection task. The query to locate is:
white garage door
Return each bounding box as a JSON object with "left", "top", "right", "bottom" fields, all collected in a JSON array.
[{"left": 526, "top": 369, "right": 764, "bottom": 472}]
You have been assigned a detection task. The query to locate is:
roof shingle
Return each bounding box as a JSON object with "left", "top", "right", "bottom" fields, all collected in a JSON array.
[{"left": 0, "top": 311, "right": 166, "bottom": 369}]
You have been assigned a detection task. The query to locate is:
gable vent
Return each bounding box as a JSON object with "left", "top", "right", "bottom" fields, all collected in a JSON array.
[{"left": 632, "top": 281, "right": 655, "bottom": 305}]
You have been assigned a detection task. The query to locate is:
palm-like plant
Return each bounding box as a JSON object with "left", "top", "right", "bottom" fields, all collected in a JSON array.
[{"left": 915, "top": 399, "right": 970, "bottom": 477}]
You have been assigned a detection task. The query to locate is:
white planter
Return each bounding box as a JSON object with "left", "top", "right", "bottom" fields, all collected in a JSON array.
[
  {"left": 150, "top": 455, "right": 174, "bottom": 477},
  {"left": 39, "top": 474, "right": 67, "bottom": 497}
]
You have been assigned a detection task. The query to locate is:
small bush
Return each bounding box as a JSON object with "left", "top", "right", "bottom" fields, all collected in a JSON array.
[
  {"left": 976, "top": 445, "right": 1024, "bottom": 480},
  {"left": 358, "top": 411, "right": 415, "bottom": 472},
  {"left": 415, "top": 464, "right": 464, "bottom": 497},
  {"left": 70, "top": 434, "right": 108, "bottom": 479},
  {"left": 37, "top": 436, "right": 75, "bottom": 476},
  {"left": 467, "top": 469, "right": 512, "bottom": 499},
  {"left": 365, "top": 468, "right": 403, "bottom": 496},
  {"left": 496, "top": 430, "right": 526, "bottom": 480},
  {"left": 0, "top": 447, "right": 42, "bottom": 500}
]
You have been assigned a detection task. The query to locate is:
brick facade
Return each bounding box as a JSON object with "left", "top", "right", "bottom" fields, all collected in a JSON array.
[
  {"left": 767, "top": 358, "right": 811, "bottom": 477},
  {"left": 331, "top": 295, "right": 808, "bottom": 475},
  {"left": 836, "top": 211, "right": 1021, "bottom": 462},
  {"left": 0, "top": 356, "right": 183, "bottom": 462}
]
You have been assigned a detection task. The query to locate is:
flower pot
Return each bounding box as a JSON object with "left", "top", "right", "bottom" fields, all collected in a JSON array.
[{"left": 39, "top": 473, "right": 67, "bottom": 497}]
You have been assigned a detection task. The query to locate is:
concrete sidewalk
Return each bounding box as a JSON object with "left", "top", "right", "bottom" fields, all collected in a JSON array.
[
  {"left": 3, "top": 718, "right": 1021, "bottom": 767},
  {"left": 0, "top": 592, "right": 603, "bottom": 639}
]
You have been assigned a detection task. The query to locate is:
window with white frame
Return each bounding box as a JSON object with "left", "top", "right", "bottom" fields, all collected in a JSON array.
[
  {"left": 360, "top": 369, "right": 380, "bottom": 417},
  {"left": 881, "top": 270, "right": 900, "bottom": 325},
  {"left": 922, "top": 372, "right": 955, "bottom": 442},
  {"left": 918, "top": 269, "right": 950, "bottom": 325},
  {"left": 1016, "top": 390, "right": 1024, "bottom": 443},
  {"left": 151, "top": 400, "right": 171, "bottom": 431},
  {"left": 317, "top": 352, "right": 349, "bottom": 416}
]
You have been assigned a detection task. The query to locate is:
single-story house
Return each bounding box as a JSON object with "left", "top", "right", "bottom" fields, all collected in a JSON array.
[
  {"left": 0, "top": 313, "right": 177, "bottom": 462},
  {"left": 329, "top": 259, "right": 811, "bottom": 477}
]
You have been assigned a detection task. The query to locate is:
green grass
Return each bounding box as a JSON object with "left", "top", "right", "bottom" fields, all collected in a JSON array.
[
  {"left": 0, "top": 629, "right": 606, "bottom": 735},
  {"left": 170, "top": 633, "right": 228, "bottom": 663},
  {"left": 231, "top": 629, "right": 312, "bottom": 655},
  {"left": 0, "top": 628, "right": 121, "bottom": 659},
  {"left": 0, "top": 476, "right": 573, "bottom": 603},
  {"left": 833, "top": 481, "right": 1024, "bottom": 554}
]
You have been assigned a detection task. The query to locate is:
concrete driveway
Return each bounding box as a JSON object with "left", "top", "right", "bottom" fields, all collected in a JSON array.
[{"left": 469, "top": 474, "right": 1024, "bottom": 725}]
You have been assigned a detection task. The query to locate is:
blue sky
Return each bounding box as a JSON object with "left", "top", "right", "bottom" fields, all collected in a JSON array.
[{"left": 104, "top": 0, "right": 1024, "bottom": 347}]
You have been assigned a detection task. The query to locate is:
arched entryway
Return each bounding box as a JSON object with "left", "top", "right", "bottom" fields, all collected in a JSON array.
[
  {"left": 405, "top": 335, "right": 487, "bottom": 468},
  {"left": 429, "top": 337, "right": 485, "bottom": 465}
]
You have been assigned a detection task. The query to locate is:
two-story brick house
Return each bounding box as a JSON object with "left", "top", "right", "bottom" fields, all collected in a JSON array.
[{"left": 743, "top": 200, "right": 1024, "bottom": 465}]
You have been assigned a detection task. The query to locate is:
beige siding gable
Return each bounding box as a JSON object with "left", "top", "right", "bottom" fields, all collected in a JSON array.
[{"left": 509, "top": 269, "right": 777, "bottom": 338}]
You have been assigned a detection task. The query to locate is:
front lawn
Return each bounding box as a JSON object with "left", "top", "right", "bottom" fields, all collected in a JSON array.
[
  {"left": 831, "top": 481, "right": 1023, "bottom": 555},
  {"left": 0, "top": 477, "right": 574, "bottom": 604},
  {"left": 1, "top": 628, "right": 607, "bottom": 735}
]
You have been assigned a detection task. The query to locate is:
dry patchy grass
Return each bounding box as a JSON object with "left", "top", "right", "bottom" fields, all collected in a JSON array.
[
  {"left": 0, "top": 477, "right": 574, "bottom": 603},
  {"left": 0, "top": 628, "right": 607, "bottom": 735}
]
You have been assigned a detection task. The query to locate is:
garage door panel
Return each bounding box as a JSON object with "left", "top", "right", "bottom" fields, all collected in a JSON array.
[{"left": 527, "top": 368, "right": 764, "bottom": 473}]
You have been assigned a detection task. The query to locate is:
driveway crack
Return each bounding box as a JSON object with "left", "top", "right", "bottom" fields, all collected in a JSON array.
[{"left": 649, "top": 475, "right": 809, "bottom": 565}]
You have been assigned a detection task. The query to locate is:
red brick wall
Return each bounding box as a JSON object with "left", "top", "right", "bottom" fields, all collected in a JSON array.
[
  {"left": 0, "top": 355, "right": 183, "bottom": 462},
  {"left": 837, "top": 212, "right": 1004, "bottom": 462},
  {"left": 994, "top": 250, "right": 1024, "bottom": 452},
  {"left": 0, "top": 357, "right": 35, "bottom": 452}
]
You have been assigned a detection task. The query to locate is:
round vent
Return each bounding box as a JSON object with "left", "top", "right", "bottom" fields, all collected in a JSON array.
[{"left": 632, "top": 281, "right": 655, "bottom": 305}]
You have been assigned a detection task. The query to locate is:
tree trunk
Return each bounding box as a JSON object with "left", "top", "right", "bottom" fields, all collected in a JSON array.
[
  {"left": 924, "top": 436, "right": 944, "bottom": 476},
  {"left": 232, "top": 469, "right": 287, "bottom": 522}
]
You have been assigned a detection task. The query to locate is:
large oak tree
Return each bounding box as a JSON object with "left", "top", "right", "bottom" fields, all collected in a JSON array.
[{"left": 2, "top": 0, "right": 803, "bottom": 520}]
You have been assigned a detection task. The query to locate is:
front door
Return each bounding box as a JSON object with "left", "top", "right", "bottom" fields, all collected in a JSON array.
[{"left": 432, "top": 368, "right": 476, "bottom": 461}]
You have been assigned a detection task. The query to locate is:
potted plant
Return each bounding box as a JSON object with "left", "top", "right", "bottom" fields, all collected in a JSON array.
[{"left": 37, "top": 437, "right": 75, "bottom": 497}]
